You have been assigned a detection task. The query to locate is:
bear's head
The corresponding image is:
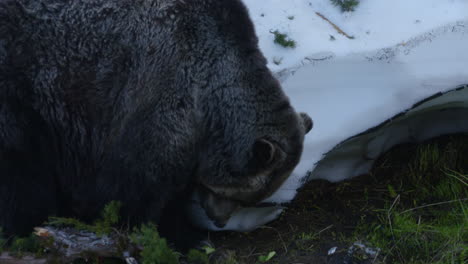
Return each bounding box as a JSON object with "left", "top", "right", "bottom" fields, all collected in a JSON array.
[
  {"left": 182, "top": 0, "right": 314, "bottom": 228},
  {"left": 196, "top": 111, "right": 313, "bottom": 227}
]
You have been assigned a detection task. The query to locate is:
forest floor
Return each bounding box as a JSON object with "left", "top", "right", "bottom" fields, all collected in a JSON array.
[{"left": 208, "top": 134, "right": 468, "bottom": 264}]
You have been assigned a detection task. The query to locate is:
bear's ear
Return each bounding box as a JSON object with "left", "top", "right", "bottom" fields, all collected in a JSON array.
[
  {"left": 252, "top": 139, "right": 276, "bottom": 168},
  {"left": 299, "top": 112, "right": 313, "bottom": 134}
]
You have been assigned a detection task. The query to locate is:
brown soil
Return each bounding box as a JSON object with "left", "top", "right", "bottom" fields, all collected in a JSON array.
[
  {"left": 209, "top": 177, "right": 383, "bottom": 264},
  {"left": 208, "top": 134, "right": 468, "bottom": 264}
]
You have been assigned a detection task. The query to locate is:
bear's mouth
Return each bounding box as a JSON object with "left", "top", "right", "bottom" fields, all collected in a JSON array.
[
  {"left": 196, "top": 167, "right": 295, "bottom": 227},
  {"left": 195, "top": 184, "right": 285, "bottom": 228},
  {"left": 195, "top": 184, "right": 242, "bottom": 227}
]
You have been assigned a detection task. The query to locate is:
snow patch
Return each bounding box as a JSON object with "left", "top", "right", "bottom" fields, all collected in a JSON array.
[{"left": 243, "top": 0, "right": 468, "bottom": 71}]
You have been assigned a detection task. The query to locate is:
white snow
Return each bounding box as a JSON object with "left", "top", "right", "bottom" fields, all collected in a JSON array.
[
  {"left": 243, "top": 0, "right": 468, "bottom": 71},
  {"left": 191, "top": 0, "right": 468, "bottom": 231}
]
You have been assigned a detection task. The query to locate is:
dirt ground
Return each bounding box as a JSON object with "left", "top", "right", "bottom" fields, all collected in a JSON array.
[
  {"left": 207, "top": 134, "right": 468, "bottom": 264},
  {"left": 209, "top": 177, "right": 384, "bottom": 264}
]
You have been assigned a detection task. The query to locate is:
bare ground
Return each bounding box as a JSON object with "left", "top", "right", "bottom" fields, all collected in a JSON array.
[{"left": 208, "top": 134, "right": 468, "bottom": 264}]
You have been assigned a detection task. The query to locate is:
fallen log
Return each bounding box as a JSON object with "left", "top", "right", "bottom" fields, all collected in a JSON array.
[
  {"left": 0, "top": 226, "right": 139, "bottom": 264},
  {"left": 0, "top": 253, "right": 46, "bottom": 264}
]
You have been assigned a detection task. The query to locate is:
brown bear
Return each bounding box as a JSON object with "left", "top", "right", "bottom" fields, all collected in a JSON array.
[{"left": 0, "top": 0, "right": 312, "bottom": 250}]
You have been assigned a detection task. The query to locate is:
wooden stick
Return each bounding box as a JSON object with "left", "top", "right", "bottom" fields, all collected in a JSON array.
[{"left": 315, "top": 12, "right": 354, "bottom": 39}]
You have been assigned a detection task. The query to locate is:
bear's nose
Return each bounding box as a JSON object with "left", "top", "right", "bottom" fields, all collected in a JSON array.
[{"left": 299, "top": 112, "right": 313, "bottom": 134}]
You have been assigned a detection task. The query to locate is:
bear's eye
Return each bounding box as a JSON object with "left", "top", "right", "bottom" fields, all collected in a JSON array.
[{"left": 252, "top": 139, "right": 276, "bottom": 166}]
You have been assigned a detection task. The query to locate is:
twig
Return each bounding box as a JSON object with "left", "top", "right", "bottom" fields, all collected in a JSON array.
[
  {"left": 315, "top": 12, "right": 354, "bottom": 39},
  {"left": 314, "top": 224, "right": 334, "bottom": 237},
  {"left": 259, "top": 226, "right": 288, "bottom": 254},
  {"left": 401, "top": 198, "right": 468, "bottom": 214},
  {"left": 387, "top": 195, "right": 400, "bottom": 241},
  {"left": 371, "top": 251, "right": 380, "bottom": 264},
  {"left": 242, "top": 247, "right": 257, "bottom": 259},
  {"left": 444, "top": 169, "right": 468, "bottom": 186}
]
